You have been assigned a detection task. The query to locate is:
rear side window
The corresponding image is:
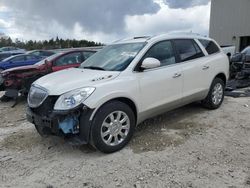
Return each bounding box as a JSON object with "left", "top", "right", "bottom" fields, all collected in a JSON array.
[
  {"left": 143, "top": 41, "right": 176, "bottom": 67},
  {"left": 54, "top": 52, "right": 82, "bottom": 66},
  {"left": 41, "top": 51, "right": 55, "bottom": 57},
  {"left": 26, "top": 55, "right": 37, "bottom": 60},
  {"left": 12, "top": 56, "right": 26, "bottom": 62},
  {"left": 199, "top": 39, "right": 220, "bottom": 55},
  {"left": 174, "top": 39, "right": 204, "bottom": 62}
]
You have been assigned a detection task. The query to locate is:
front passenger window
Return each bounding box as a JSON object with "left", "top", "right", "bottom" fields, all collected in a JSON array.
[{"left": 143, "top": 41, "right": 176, "bottom": 67}]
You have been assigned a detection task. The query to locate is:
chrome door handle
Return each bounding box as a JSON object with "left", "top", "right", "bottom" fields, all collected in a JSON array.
[
  {"left": 202, "top": 65, "right": 210, "bottom": 70},
  {"left": 173, "top": 73, "right": 182, "bottom": 78}
]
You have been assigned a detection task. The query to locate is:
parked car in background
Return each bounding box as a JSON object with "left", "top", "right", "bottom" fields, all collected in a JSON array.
[
  {"left": 0, "top": 54, "right": 43, "bottom": 72},
  {"left": 26, "top": 33, "right": 229, "bottom": 153},
  {"left": 0, "top": 49, "right": 97, "bottom": 100},
  {"left": 0, "top": 50, "right": 26, "bottom": 61},
  {"left": 221, "top": 45, "right": 236, "bottom": 58},
  {"left": 241, "top": 46, "right": 250, "bottom": 55},
  {"left": 0, "top": 53, "right": 16, "bottom": 61},
  {"left": 230, "top": 53, "right": 250, "bottom": 80},
  {"left": 230, "top": 46, "right": 250, "bottom": 78},
  {"left": 0, "top": 46, "right": 26, "bottom": 54},
  {"left": 27, "top": 50, "right": 56, "bottom": 58}
]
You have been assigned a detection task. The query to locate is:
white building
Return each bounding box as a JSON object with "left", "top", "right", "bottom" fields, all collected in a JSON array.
[{"left": 209, "top": 0, "right": 250, "bottom": 52}]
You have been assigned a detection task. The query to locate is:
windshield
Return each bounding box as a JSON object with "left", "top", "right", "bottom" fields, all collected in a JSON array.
[
  {"left": 2, "top": 55, "right": 16, "bottom": 62},
  {"left": 0, "top": 47, "right": 8, "bottom": 51},
  {"left": 80, "top": 42, "right": 146, "bottom": 71},
  {"left": 35, "top": 53, "right": 62, "bottom": 65},
  {"left": 242, "top": 46, "right": 250, "bottom": 54}
]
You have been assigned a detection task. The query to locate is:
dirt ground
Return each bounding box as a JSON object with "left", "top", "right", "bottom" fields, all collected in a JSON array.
[{"left": 1, "top": 95, "right": 250, "bottom": 188}]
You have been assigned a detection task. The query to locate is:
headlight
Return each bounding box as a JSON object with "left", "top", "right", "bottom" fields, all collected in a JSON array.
[{"left": 54, "top": 87, "right": 95, "bottom": 110}]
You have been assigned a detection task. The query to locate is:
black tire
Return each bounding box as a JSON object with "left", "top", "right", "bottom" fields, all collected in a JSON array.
[
  {"left": 34, "top": 124, "right": 50, "bottom": 138},
  {"left": 90, "top": 101, "right": 136, "bottom": 153},
  {"left": 0, "top": 95, "right": 12, "bottom": 102},
  {"left": 202, "top": 78, "right": 225, "bottom": 109}
]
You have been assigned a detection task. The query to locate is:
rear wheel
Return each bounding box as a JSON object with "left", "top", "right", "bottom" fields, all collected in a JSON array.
[
  {"left": 90, "top": 101, "right": 135, "bottom": 153},
  {"left": 202, "top": 78, "right": 225, "bottom": 109}
]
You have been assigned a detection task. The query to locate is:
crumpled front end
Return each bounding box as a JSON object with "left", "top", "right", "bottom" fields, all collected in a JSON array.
[
  {"left": 26, "top": 94, "right": 94, "bottom": 145},
  {"left": 1, "top": 64, "right": 48, "bottom": 96}
]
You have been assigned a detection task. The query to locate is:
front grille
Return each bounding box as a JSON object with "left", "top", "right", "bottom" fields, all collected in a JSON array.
[
  {"left": 28, "top": 85, "right": 48, "bottom": 108},
  {"left": 32, "top": 96, "right": 58, "bottom": 117}
]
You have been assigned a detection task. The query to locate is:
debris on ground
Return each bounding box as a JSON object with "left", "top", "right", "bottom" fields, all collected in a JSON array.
[{"left": 0, "top": 96, "right": 250, "bottom": 187}]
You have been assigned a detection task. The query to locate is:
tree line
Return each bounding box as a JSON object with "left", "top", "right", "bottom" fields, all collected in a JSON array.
[{"left": 0, "top": 36, "right": 103, "bottom": 50}]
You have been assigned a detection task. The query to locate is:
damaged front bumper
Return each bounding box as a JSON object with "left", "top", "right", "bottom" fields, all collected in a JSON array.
[{"left": 26, "top": 105, "right": 94, "bottom": 145}]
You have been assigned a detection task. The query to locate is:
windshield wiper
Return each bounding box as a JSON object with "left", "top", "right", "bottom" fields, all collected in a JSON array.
[{"left": 84, "top": 66, "right": 106, "bottom": 71}]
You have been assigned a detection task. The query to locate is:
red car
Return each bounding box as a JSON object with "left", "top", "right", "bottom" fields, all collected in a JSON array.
[{"left": 0, "top": 49, "right": 97, "bottom": 101}]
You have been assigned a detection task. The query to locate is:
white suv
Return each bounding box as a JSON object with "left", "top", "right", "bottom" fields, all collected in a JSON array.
[{"left": 27, "top": 34, "right": 229, "bottom": 153}]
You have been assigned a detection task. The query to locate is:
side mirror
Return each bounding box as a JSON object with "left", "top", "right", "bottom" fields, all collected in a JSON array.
[
  {"left": 45, "top": 60, "right": 52, "bottom": 68},
  {"left": 141, "top": 57, "right": 161, "bottom": 70},
  {"left": 230, "top": 53, "right": 242, "bottom": 63}
]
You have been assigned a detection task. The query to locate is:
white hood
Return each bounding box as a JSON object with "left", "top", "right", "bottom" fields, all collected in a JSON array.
[{"left": 34, "top": 68, "right": 121, "bottom": 95}]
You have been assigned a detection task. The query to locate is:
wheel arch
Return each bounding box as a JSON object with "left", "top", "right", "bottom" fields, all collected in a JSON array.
[
  {"left": 89, "top": 97, "right": 138, "bottom": 123},
  {"left": 214, "top": 72, "right": 227, "bottom": 85}
]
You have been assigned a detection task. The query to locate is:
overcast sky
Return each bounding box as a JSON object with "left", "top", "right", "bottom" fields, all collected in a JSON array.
[{"left": 0, "top": 0, "right": 211, "bottom": 43}]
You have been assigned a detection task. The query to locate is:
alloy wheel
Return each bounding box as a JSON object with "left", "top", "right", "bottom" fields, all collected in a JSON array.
[
  {"left": 101, "top": 111, "right": 130, "bottom": 146},
  {"left": 212, "top": 83, "right": 223, "bottom": 105}
]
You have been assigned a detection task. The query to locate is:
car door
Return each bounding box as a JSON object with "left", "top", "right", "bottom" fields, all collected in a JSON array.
[
  {"left": 5, "top": 55, "right": 26, "bottom": 69},
  {"left": 136, "top": 40, "right": 183, "bottom": 119},
  {"left": 25, "top": 55, "right": 40, "bottom": 66},
  {"left": 52, "top": 52, "right": 82, "bottom": 72},
  {"left": 173, "top": 39, "right": 209, "bottom": 103},
  {"left": 198, "top": 39, "right": 224, "bottom": 87}
]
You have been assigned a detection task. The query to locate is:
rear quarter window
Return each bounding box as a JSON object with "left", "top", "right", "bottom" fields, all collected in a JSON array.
[{"left": 199, "top": 39, "right": 220, "bottom": 55}]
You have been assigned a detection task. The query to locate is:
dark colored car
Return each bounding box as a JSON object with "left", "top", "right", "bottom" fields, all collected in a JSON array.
[
  {"left": 0, "top": 54, "right": 43, "bottom": 72},
  {"left": 0, "top": 52, "right": 25, "bottom": 61},
  {"left": 0, "top": 46, "right": 26, "bottom": 53},
  {"left": 230, "top": 46, "right": 250, "bottom": 78},
  {"left": 0, "top": 49, "right": 97, "bottom": 100}
]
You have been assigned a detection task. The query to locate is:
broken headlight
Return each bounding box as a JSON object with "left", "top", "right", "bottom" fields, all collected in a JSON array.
[{"left": 54, "top": 87, "right": 95, "bottom": 110}]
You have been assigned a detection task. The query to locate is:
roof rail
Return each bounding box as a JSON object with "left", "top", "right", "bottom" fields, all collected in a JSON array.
[
  {"left": 113, "top": 36, "right": 152, "bottom": 43},
  {"left": 167, "top": 31, "right": 207, "bottom": 37},
  {"left": 133, "top": 36, "right": 151, "bottom": 39}
]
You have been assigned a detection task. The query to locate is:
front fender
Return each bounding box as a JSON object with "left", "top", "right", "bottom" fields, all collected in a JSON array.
[{"left": 84, "top": 91, "right": 138, "bottom": 121}]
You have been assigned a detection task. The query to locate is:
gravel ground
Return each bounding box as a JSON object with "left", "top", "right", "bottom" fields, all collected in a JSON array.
[{"left": 0, "top": 96, "right": 250, "bottom": 188}]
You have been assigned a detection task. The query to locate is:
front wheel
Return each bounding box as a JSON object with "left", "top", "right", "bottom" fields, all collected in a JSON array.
[
  {"left": 90, "top": 101, "right": 135, "bottom": 153},
  {"left": 202, "top": 78, "right": 225, "bottom": 109}
]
